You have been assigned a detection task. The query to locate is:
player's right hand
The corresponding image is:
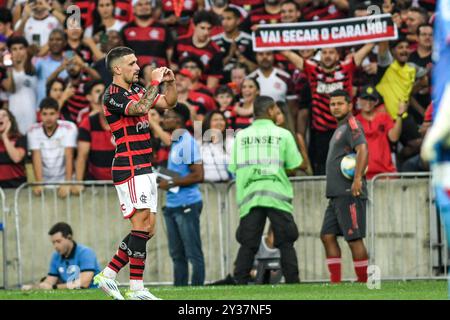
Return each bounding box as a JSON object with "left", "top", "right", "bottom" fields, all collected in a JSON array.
[{"left": 151, "top": 67, "right": 166, "bottom": 83}]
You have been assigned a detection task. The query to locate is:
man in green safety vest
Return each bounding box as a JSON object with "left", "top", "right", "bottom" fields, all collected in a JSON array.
[{"left": 229, "top": 95, "right": 303, "bottom": 284}]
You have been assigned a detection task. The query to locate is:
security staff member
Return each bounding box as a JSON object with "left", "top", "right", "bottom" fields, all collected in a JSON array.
[{"left": 229, "top": 95, "right": 303, "bottom": 284}]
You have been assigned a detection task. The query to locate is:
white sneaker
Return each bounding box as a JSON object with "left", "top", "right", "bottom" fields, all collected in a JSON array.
[
  {"left": 94, "top": 272, "right": 125, "bottom": 300},
  {"left": 125, "top": 288, "right": 162, "bottom": 300}
]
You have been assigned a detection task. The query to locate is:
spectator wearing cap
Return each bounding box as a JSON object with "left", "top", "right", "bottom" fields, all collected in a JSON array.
[
  {"left": 211, "top": 6, "right": 256, "bottom": 84},
  {"left": 172, "top": 10, "right": 223, "bottom": 90},
  {"left": 176, "top": 68, "right": 207, "bottom": 122},
  {"left": 159, "top": 103, "right": 205, "bottom": 286},
  {"left": 179, "top": 56, "right": 218, "bottom": 111},
  {"left": 355, "top": 86, "right": 405, "bottom": 180},
  {"left": 122, "top": 0, "right": 174, "bottom": 67},
  {"left": 376, "top": 36, "right": 424, "bottom": 164}
]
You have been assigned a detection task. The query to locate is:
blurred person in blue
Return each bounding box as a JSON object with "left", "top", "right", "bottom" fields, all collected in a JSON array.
[
  {"left": 21, "top": 222, "right": 100, "bottom": 290},
  {"left": 159, "top": 103, "right": 205, "bottom": 286},
  {"left": 421, "top": 0, "right": 450, "bottom": 298}
]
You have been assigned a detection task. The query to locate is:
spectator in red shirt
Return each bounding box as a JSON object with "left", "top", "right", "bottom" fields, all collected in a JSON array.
[
  {"left": 173, "top": 10, "right": 223, "bottom": 90},
  {"left": 0, "top": 108, "right": 27, "bottom": 188},
  {"left": 299, "top": 0, "right": 349, "bottom": 22},
  {"left": 240, "top": 0, "right": 281, "bottom": 33},
  {"left": 122, "top": 0, "right": 174, "bottom": 67},
  {"left": 355, "top": 86, "right": 405, "bottom": 180},
  {"left": 282, "top": 42, "right": 374, "bottom": 175},
  {"left": 179, "top": 56, "right": 218, "bottom": 111},
  {"left": 159, "top": 0, "right": 201, "bottom": 37}
]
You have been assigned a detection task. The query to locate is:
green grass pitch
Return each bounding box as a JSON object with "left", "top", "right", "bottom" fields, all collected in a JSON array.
[{"left": 0, "top": 280, "right": 447, "bottom": 300}]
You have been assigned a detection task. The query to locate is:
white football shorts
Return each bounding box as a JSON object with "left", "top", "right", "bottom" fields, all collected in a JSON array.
[{"left": 114, "top": 173, "right": 158, "bottom": 219}]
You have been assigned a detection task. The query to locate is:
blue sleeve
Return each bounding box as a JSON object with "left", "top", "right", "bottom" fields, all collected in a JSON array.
[
  {"left": 48, "top": 252, "right": 59, "bottom": 276},
  {"left": 79, "top": 248, "right": 98, "bottom": 272},
  {"left": 190, "top": 137, "right": 202, "bottom": 164}
]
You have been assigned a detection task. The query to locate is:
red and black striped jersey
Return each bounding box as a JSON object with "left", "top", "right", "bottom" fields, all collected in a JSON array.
[
  {"left": 103, "top": 83, "right": 159, "bottom": 184},
  {"left": 303, "top": 58, "right": 356, "bottom": 132},
  {"left": 302, "top": 3, "right": 347, "bottom": 22},
  {"left": 65, "top": 77, "right": 91, "bottom": 124},
  {"left": 65, "top": 44, "right": 94, "bottom": 66},
  {"left": 230, "top": 103, "right": 253, "bottom": 130},
  {"left": 78, "top": 113, "right": 116, "bottom": 180},
  {"left": 240, "top": 6, "right": 281, "bottom": 33},
  {"left": 189, "top": 86, "right": 217, "bottom": 112},
  {"left": 0, "top": 135, "right": 27, "bottom": 188},
  {"left": 122, "top": 20, "right": 174, "bottom": 67},
  {"left": 173, "top": 35, "right": 224, "bottom": 80}
]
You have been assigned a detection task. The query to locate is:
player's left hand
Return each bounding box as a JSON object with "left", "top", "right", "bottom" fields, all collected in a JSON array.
[
  {"left": 162, "top": 68, "right": 175, "bottom": 83},
  {"left": 351, "top": 177, "right": 362, "bottom": 197},
  {"left": 158, "top": 179, "right": 169, "bottom": 190}
]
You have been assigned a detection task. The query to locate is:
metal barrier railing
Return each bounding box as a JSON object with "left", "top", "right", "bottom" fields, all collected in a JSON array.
[
  {"left": 0, "top": 187, "right": 7, "bottom": 288},
  {"left": 6, "top": 173, "right": 448, "bottom": 287},
  {"left": 12, "top": 181, "right": 224, "bottom": 287},
  {"left": 369, "top": 172, "right": 447, "bottom": 280}
]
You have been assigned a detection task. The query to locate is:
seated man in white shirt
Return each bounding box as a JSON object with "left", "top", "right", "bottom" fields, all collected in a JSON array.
[{"left": 28, "top": 97, "right": 77, "bottom": 198}]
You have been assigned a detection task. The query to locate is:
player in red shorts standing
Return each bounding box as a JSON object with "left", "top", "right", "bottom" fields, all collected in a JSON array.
[{"left": 93, "top": 46, "right": 177, "bottom": 300}]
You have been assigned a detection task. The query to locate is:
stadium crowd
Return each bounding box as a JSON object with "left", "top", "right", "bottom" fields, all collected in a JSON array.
[
  {"left": 0, "top": 0, "right": 437, "bottom": 287},
  {"left": 0, "top": 0, "right": 436, "bottom": 189}
]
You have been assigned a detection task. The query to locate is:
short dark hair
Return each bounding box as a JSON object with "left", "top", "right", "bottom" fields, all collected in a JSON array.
[
  {"left": 0, "top": 8, "right": 12, "bottom": 24},
  {"left": 329, "top": 89, "right": 351, "bottom": 103},
  {"left": 254, "top": 95, "right": 275, "bottom": 117},
  {"left": 48, "top": 222, "right": 73, "bottom": 238},
  {"left": 215, "top": 85, "right": 234, "bottom": 97},
  {"left": 46, "top": 78, "right": 66, "bottom": 96},
  {"left": 6, "top": 36, "right": 28, "bottom": 49},
  {"left": 84, "top": 79, "right": 105, "bottom": 95},
  {"left": 179, "top": 56, "right": 205, "bottom": 73},
  {"left": 417, "top": 23, "right": 432, "bottom": 36},
  {"left": 243, "top": 77, "right": 260, "bottom": 91},
  {"left": 193, "top": 10, "right": 214, "bottom": 26},
  {"left": 389, "top": 34, "right": 408, "bottom": 49},
  {"left": 224, "top": 6, "right": 241, "bottom": 19},
  {"left": 281, "top": 0, "right": 300, "bottom": 11},
  {"left": 173, "top": 102, "right": 191, "bottom": 124},
  {"left": 106, "top": 46, "right": 135, "bottom": 73},
  {"left": 408, "top": 6, "right": 428, "bottom": 23},
  {"left": 39, "top": 97, "right": 60, "bottom": 111}
]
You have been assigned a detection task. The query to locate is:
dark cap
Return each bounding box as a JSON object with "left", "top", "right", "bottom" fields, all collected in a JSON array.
[{"left": 359, "top": 86, "right": 379, "bottom": 100}]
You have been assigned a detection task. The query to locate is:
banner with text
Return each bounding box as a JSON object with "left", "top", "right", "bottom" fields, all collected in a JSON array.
[{"left": 252, "top": 14, "right": 398, "bottom": 51}]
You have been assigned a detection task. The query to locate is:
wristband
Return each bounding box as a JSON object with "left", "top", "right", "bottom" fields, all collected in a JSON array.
[{"left": 151, "top": 80, "right": 160, "bottom": 86}]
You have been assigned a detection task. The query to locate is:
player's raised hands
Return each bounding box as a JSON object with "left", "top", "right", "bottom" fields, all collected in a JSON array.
[
  {"left": 162, "top": 68, "right": 175, "bottom": 82},
  {"left": 151, "top": 67, "right": 166, "bottom": 83}
]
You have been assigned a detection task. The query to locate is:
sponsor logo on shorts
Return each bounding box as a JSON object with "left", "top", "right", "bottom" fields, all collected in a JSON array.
[{"left": 121, "top": 204, "right": 126, "bottom": 212}]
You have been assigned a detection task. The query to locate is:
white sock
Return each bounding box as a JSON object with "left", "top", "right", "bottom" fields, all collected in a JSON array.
[
  {"left": 130, "top": 280, "right": 144, "bottom": 291},
  {"left": 103, "top": 267, "right": 117, "bottom": 279}
]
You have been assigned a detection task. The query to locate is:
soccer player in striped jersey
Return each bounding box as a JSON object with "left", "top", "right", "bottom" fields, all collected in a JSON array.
[{"left": 93, "top": 46, "right": 177, "bottom": 300}]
